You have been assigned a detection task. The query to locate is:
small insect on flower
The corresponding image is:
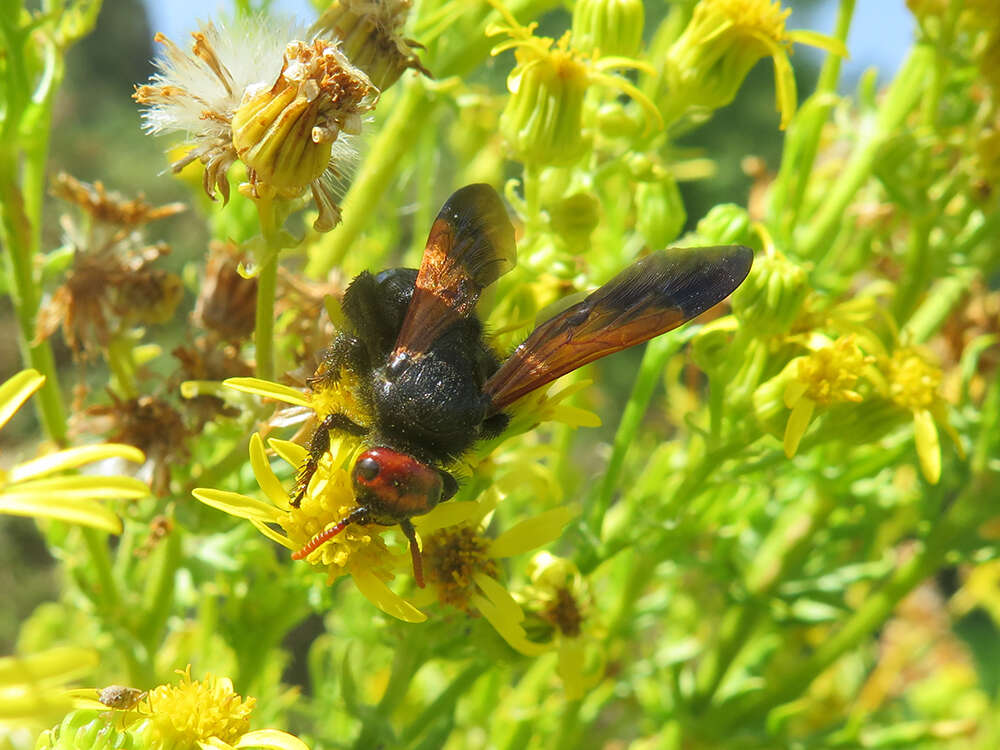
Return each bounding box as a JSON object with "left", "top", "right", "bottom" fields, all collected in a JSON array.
[
  {"left": 290, "top": 184, "right": 753, "bottom": 585},
  {"left": 97, "top": 685, "right": 148, "bottom": 711}
]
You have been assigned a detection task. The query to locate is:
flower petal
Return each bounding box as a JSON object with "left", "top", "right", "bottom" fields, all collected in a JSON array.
[
  {"left": 10, "top": 475, "right": 150, "bottom": 499},
  {"left": 788, "top": 29, "right": 849, "bottom": 58},
  {"left": 237, "top": 729, "right": 310, "bottom": 750},
  {"left": 0, "top": 369, "right": 45, "bottom": 430},
  {"left": 269, "top": 438, "right": 307, "bottom": 468},
  {"left": 913, "top": 408, "right": 941, "bottom": 485},
  {"left": 250, "top": 519, "right": 295, "bottom": 550},
  {"left": 488, "top": 506, "right": 577, "bottom": 559},
  {"left": 0, "top": 493, "right": 122, "bottom": 533},
  {"left": 413, "top": 501, "right": 484, "bottom": 535},
  {"left": 351, "top": 568, "right": 426, "bottom": 623},
  {"left": 783, "top": 397, "right": 815, "bottom": 458},
  {"left": 224, "top": 378, "right": 310, "bottom": 407},
  {"left": 192, "top": 488, "right": 281, "bottom": 522},
  {"left": 474, "top": 572, "right": 524, "bottom": 624},
  {"left": 249, "top": 433, "right": 291, "bottom": 509},
  {"left": 9, "top": 444, "right": 145, "bottom": 483},
  {"left": 471, "top": 593, "right": 549, "bottom": 656},
  {"left": 0, "top": 646, "right": 97, "bottom": 684}
]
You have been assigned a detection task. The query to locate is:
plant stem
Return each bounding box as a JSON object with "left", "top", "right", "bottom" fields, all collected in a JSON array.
[
  {"left": 254, "top": 196, "right": 280, "bottom": 381},
  {"left": 590, "top": 331, "right": 689, "bottom": 533},
  {"left": 770, "top": 0, "right": 855, "bottom": 241},
  {"left": 798, "top": 45, "right": 932, "bottom": 259},
  {"left": 81, "top": 527, "right": 120, "bottom": 611}
]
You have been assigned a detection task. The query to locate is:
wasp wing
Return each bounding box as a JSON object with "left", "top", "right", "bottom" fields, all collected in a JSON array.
[
  {"left": 482, "top": 245, "right": 753, "bottom": 413},
  {"left": 390, "top": 184, "right": 516, "bottom": 364}
]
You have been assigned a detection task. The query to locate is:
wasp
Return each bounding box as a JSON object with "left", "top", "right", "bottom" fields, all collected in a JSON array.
[{"left": 291, "top": 184, "right": 752, "bottom": 586}]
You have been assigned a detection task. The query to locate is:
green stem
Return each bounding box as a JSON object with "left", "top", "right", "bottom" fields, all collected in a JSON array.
[
  {"left": 590, "top": 332, "right": 689, "bottom": 533},
  {"left": 81, "top": 527, "right": 120, "bottom": 611},
  {"left": 798, "top": 45, "right": 932, "bottom": 258},
  {"left": 398, "top": 663, "right": 483, "bottom": 746},
  {"left": 690, "top": 489, "right": 835, "bottom": 711},
  {"left": 254, "top": 197, "right": 280, "bottom": 381},
  {"left": 107, "top": 335, "right": 139, "bottom": 399},
  {"left": 770, "top": 0, "right": 855, "bottom": 240},
  {"left": 351, "top": 639, "right": 427, "bottom": 750},
  {"left": 717, "top": 485, "right": 981, "bottom": 729},
  {"left": 138, "top": 528, "right": 181, "bottom": 656}
]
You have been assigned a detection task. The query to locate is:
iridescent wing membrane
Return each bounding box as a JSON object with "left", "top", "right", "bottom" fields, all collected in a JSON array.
[
  {"left": 482, "top": 246, "right": 754, "bottom": 412},
  {"left": 390, "top": 184, "right": 516, "bottom": 365}
]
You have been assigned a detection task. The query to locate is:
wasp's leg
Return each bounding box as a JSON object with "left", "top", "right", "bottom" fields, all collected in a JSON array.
[{"left": 291, "top": 412, "right": 369, "bottom": 507}]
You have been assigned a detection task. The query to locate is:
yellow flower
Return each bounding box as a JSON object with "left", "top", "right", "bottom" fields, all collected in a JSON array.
[
  {"left": 0, "top": 370, "right": 149, "bottom": 533},
  {"left": 661, "top": 0, "right": 847, "bottom": 129},
  {"left": 411, "top": 495, "right": 576, "bottom": 655},
  {"left": 882, "top": 347, "right": 962, "bottom": 484},
  {"left": 487, "top": 0, "right": 661, "bottom": 166},
  {"left": 0, "top": 646, "right": 97, "bottom": 723},
  {"left": 780, "top": 336, "right": 875, "bottom": 458},
  {"left": 39, "top": 667, "right": 308, "bottom": 750},
  {"left": 192, "top": 424, "right": 424, "bottom": 623},
  {"left": 520, "top": 552, "right": 604, "bottom": 700}
]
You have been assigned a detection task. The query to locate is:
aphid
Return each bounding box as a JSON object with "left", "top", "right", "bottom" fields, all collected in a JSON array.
[{"left": 292, "top": 184, "right": 752, "bottom": 585}]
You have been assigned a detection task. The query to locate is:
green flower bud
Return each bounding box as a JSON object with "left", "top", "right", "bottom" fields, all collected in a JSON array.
[
  {"left": 549, "top": 192, "right": 601, "bottom": 246},
  {"left": 572, "top": 0, "right": 644, "bottom": 58},
  {"left": 37, "top": 710, "right": 138, "bottom": 750},
  {"left": 730, "top": 249, "right": 809, "bottom": 336},
  {"left": 500, "top": 49, "right": 590, "bottom": 167},
  {"left": 635, "top": 176, "right": 686, "bottom": 248},
  {"left": 695, "top": 203, "right": 753, "bottom": 246},
  {"left": 691, "top": 316, "right": 740, "bottom": 377}
]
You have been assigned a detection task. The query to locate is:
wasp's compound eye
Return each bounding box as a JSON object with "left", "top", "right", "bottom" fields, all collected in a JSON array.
[{"left": 355, "top": 455, "right": 381, "bottom": 482}]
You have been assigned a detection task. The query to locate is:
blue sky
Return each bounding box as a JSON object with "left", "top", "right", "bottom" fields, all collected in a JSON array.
[{"left": 142, "top": 0, "right": 915, "bottom": 86}]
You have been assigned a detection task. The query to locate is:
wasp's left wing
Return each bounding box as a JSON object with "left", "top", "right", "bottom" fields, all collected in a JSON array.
[
  {"left": 482, "top": 245, "right": 753, "bottom": 412},
  {"left": 389, "top": 184, "right": 516, "bottom": 366}
]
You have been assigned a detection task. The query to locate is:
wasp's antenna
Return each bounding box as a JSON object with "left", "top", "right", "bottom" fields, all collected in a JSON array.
[{"left": 292, "top": 506, "right": 370, "bottom": 560}]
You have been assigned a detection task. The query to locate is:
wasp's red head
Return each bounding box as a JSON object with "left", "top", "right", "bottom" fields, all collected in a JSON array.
[{"left": 351, "top": 446, "right": 446, "bottom": 522}]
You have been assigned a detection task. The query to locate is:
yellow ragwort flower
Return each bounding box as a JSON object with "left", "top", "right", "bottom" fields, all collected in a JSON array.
[
  {"left": 781, "top": 336, "right": 874, "bottom": 458},
  {"left": 883, "top": 346, "right": 962, "bottom": 484},
  {"left": 411, "top": 495, "right": 576, "bottom": 655},
  {"left": 0, "top": 370, "right": 149, "bottom": 533},
  {"left": 662, "top": 0, "right": 847, "bottom": 129}
]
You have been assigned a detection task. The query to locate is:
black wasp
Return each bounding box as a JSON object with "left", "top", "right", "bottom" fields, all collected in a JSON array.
[{"left": 290, "top": 184, "right": 752, "bottom": 586}]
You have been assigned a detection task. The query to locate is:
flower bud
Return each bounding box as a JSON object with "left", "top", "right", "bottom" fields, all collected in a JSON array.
[
  {"left": 691, "top": 315, "right": 740, "bottom": 377},
  {"left": 572, "top": 0, "right": 644, "bottom": 58},
  {"left": 231, "top": 40, "right": 376, "bottom": 197},
  {"left": 695, "top": 203, "right": 753, "bottom": 246},
  {"left": 36, "top": 711, "right": 139, "bottom": 750},
  {"left": 635, "top": 175, "right": 686, "bottom": 248},
  {"left": 730, "top": 248, "right": 808, "bottom": 336},
  {"left": 311, "top": 0, "right": 429, "bottom": 91},
  {"left": 549, "top": 192, "right": 601, "bottom": 246},
  {"left": 500, "top": 46, "right": 590, "bottom": 167}
]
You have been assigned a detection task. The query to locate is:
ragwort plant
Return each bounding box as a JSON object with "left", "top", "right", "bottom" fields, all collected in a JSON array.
[{"left": 2, "top": 0, "right": 999, "bottom": 748}]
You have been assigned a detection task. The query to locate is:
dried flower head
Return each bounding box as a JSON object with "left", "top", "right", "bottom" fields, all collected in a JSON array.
[
  {"left": 193, "top": 241, "right": 258, "bottom": 342},
  {"left": 134, "top": 19, "right": 374, "bottom": 230},
  {"left": 75, "top": 393, "right": 191, "bottom": 496}
]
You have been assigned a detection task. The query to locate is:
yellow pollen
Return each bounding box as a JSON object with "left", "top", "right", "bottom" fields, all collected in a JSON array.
[
  {"left": 145, "top": 667, "right": 254, "bottom": 749},
  {"left": 710, "top": 0, "right": 791, "bottom": 42},
  {"left": 797, "top": 337, "right": 868, "bottom": 405}
]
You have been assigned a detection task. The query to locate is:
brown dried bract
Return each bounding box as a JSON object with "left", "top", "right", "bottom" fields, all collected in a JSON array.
[{"left": 76, "top": 394, "right": 191, "bottom": 496}]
